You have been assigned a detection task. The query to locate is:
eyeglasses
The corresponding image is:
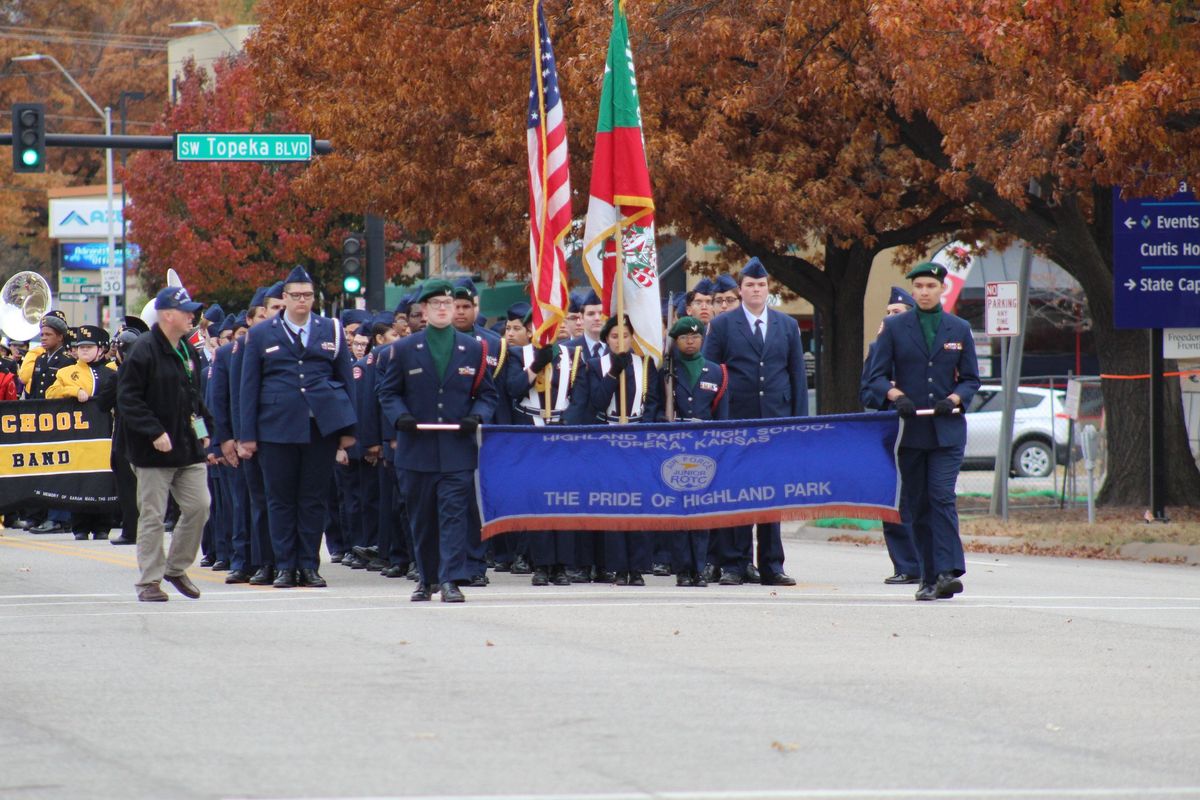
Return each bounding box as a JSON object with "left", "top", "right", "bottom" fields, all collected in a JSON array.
[
  {"left": 425, "top": 298, "right": 453, "bottom": 309},
  {"left": 713, "top": 297, "right": 738, "bottom": 307},
  {"left": 286, "top": 291, "right": 315, "bottom": 300}
]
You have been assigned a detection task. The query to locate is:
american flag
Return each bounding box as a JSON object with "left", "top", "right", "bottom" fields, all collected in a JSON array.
[{"left": 527, "top": 0, "right": 572, "bottom": 347}]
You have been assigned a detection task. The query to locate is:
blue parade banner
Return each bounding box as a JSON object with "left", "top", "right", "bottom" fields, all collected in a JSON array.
[{"left": 477, "top": 413, "right": 902, "bottom": 538}]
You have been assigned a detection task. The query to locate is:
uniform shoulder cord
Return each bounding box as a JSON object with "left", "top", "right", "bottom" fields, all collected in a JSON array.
[
  {"left": 493, "top": 338, "right": 508, "bottom": 378},
  {"left": 569, "top": 344, "right": 582, "bottom": 387},
  {"left": 641, "top": 355, "right": 650, "bottom": 402}
]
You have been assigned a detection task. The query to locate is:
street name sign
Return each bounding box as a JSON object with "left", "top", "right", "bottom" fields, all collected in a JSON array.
[
  {"left": 1113, "top": 184, "right": 1200, "bottom": 329},
  {"left": 174, "top": 133, "right": 313, "bottom": 162},
  {"left": 985, "top": 281, "right": 1021, "bottom": 336},
  {"left": 58, "top": 291, "right": 89, "bottom": 302},
  {"left": 1164, "top": 328, "right": 1200, "bottom": 359}
]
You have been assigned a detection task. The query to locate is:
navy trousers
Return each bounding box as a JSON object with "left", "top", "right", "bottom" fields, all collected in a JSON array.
[
  {"left": 356, "top": 460, "right": 380, "bottom": 550},
  {"left": 379, "top": 458, "right": 411, "bottom": 566},
  {"left": 713, "top": 522, "right": 785, "bottom": 577},
  {"left": 402, "top": 468, "right": 473, "bottom": 586},
  {"left": 528, "top": 531, "right": 575, "bottom": 568},
  {"left": 603, "top": 531, "right": 650, "bottom": 574},
  {"left": 243, "top": 453, "right": 273, "bottom": 568},
  {"left": 898, "top": 445, "right": 966, "bottom": 583},
  {"left": 672, "top": 530, "right": 710, "bottom": 573},
  {"left": 225, "top": 463, "right": 251, "bottom": 572},
  {"left": 258, "top": 421, "right": 338, "bottom": 572},
  {"left": 882, "top": 499, "right": 920, "bottom": 577}
]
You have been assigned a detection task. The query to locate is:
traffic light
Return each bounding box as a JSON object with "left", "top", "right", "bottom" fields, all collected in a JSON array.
[
  {"left": 341, "top": 233, "right": 364, "bottom": 294},
  {"left": 11, "top": 103, "right": 45, "bottom": 173}
]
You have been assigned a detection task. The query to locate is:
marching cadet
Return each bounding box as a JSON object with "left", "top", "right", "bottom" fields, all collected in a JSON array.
[
  {"left": 703, "top": 257, "right": 806, "bottom": 587},
  {"left": 578, "top": 315, "right": 660, "bottom": 586},
  {"left": 565, "top": 289, "right": 608, "bottom": 360},
  {"left": 502, "top": 302, "right": 577, "bottom": 586},
  {"left": 239, "top": 266, "right": 357, "bottom": 589},
  {"left": 97, "top": 322, "right": 148, "bottom": 546},
  {"left": 208, "top": 312, "right": 254, "bottom": 584},
  {"left": 45, "top": 324, "right": 119, "bottom": 541},
  {"left": 19, "top": 311, "right": 74, "bottom": 401},
  {"left": 860, "top": 286, "right": 921, "bottom": 585},
  {"left": 711, "top": 274, "right": 740, "bottom": 317},
  {"left": 366, "top": 315, "right": 415, "bottom": 580},
  {"left": 655, "top": 316, "right": 729, "bottom": 586},
  {"left": 684, "top": 278, "right": 716, "bottom": 327},
  {"left": 377, "top": 279, "right": 499, "bottom": 603},
  {"left": 864, "top": 263, "right": 980, "bottom": 601},
  {"left": 341, "top": 317, "right": 384, "bottom": 571}
]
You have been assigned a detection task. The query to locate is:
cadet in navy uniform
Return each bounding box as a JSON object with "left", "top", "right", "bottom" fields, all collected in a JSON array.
[
  {"left": 863, "top": 263, "right": 981, "bottom": 601},
  {"left": 367, "top": 318, "right": 414, "bottom": 579},
  {"left": 377, "top": 280, "right": 498, "bottom": 603},
  {"left": 578, "top": 315, "right": 660, "bottom": 585},
  {"left": 702, "top": 257, "right": 806, "bottom": 586},
  {"left": 239, "top": 267, "right": 357, "bottom": 589},
  {"left": 655, "top": 316, "right": 729, "bottom": 586},
  {"left": 503, "top": 302, "right": 577, "bottom": 586},
  {"left": 208, "top": 314, "right": 254, "bottom": 584},
  {"left": 861, "top": 286, "right": 921, "bottom": 585}
]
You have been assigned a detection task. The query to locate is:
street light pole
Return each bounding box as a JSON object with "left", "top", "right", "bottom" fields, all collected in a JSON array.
[
  {"left": 10, "top": 53, "right": 117, "bottom": 325},
  {"left": 118, "top": 91, "right": 145, "bottom": 318}
]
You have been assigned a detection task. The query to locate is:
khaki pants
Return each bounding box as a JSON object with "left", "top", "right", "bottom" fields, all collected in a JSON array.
[{"left": 133, "top": 463, "right": 210, "bottom": 589}]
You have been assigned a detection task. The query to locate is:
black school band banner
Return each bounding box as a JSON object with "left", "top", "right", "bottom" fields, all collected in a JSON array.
[{"left": 0, "top": 399, "right": 117, "bottom": 511}]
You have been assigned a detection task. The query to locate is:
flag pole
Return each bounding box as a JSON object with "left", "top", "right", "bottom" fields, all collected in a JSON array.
[{"left": 615, "top": 219, "right": 628, "bottom": 424}]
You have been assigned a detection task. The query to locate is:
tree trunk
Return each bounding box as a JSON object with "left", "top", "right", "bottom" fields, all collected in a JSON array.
[{"left": 814, "top": 242, "right": 876, "bottom": 414}]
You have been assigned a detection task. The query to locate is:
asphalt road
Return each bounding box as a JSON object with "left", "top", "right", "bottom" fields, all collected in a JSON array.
[{"left": 1, "top": 527, "right": 1198, "bottom": 800}]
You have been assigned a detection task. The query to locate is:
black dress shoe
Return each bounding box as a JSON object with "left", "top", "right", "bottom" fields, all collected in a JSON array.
[
  {"left": 411, "top": 584, "right": 432, "bottom": 602},
  {"left": 594, "top": 570, "right": 617, "bottom": 583},
  {"left": 352, "top": 545, "right": 382, "bottom": 562},
  {"left": 109, "top": 535, "right": 136, "bottom": 546},
  {"left": 92, "top": 530, "right": 110, "bottom": 540},
  {"left": 405, "top": 564, "right": 419, "bottom": 581},
  {"left": 935, "top": 572, "right": 964, "bottom": 599},
  {"left": 440, "top": 582, "right": 465, "bottom": 602},
  {"left": 366, "top": 558, "right": 387, "bottom": 572},
  {"left": 273, "top": 570, "right": 298, "bottom": 588},
  {"left": 211, "top": 560, "right": 229, "bottom": 572},
  {"left": 676, "top": 572, "right": 695, "bottom": 587},
  {"left": 381, "top": 564, "right": 407, "bottom": 578},
  {"left": 744, "top": 565, "right": 761, "bottom": 584},
  {"left": 225, "top": 569, "right": 252, "bottom": 584},
  {"left": 701, "top": 564, "right": 718, "bottom": 584},
  {"left": 329, "top": 552, "right": 345, "bottom": 564},
  {"left": 510, "top": 555, "right": 532, "bottom": 575},
  {"left": 763, "top": 572, "right": 797, "bottom": 587},
  {"left": 651, "top": 562, "right": 671, "bottom": 577},
  {"left": 200, "top": 555, "right": 216, "bottom": 568},
  {"left": 615, "top": 572, "right": 630, "bottom": 586},
  {"left": 719, "top": 569, "right": 743, "bottom": 586},
  {"left": 492, "top": 561, "right": 512, "bottom": 572},
  {"left": 73, "top": 532, "right": 89, "bottom": 540},
  {"left": 298, "top": 568, "right": 327, "bottom": 588},
  {"left": 248, "top": 566, "right": 275, "bottom": 585},
  {"left": 465, "top": 574, "right": 489, "bottom": 588},
  {"left": 30, "top": 520, "right": 64, "bottom": 534},
  {"left": 550, "top": 566, "right": 571, "bottom": 586},
  {"left": 885, "top": 573, "right": 921, "bottom": 585},
  {"left": 566, "top": 568, "right": 591, "bottom": 583},
  {"left": 692, "top": 571, "right": 708, "bottom": 588},
  {"left": 12, "top": 517, "right": 35, "bottom": 530},
  {"left": 915, "top": 583, "right": 939, "bottom": 601},
  {"left": 628, "top": 572, "right": 645, "bottom": 586},
  {"left": 531, "top": 568, "right": 549, "bottom": 586},
  {"left": 345, "top": 554, "right": 368, "bottom": 570}
]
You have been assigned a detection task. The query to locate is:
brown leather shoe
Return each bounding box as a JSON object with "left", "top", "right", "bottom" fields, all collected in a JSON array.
[
  {"left": 163, "top": 572, "right": 201, "bottom": 599},
  {"left": 137, "top": 584, "right": 169, "bottom": 602}
]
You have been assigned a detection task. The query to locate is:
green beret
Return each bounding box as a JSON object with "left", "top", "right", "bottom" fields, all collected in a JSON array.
[
  {"left": 669, "top": 316, "right": 704, "bottom": 339},
  {"left": 905, "top": 262, "right": 948, "bottom": 282},
  {"left": 418, "top": 279, "right": 455, "bottom": 303}
]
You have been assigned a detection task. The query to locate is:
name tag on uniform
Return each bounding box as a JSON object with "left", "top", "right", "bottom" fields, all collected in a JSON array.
[
  {"left": 458, "top": 366, "right": 476, "bottom": 377},
  {"left": 321, "top": 341, "right": 336, "bottom": 351},
  {"left": 265, "top": 345, "right": 280, "bottom": 354},
  {"left": 408, "top": 368, "right": 423, "bottom": 375},
  {"left": 944, "top": 342, "right": 963, "bottom": 351},
  {"left": 700, "top": 381, "right": 718, "bottom": 392},
  {"left": 487, "top": 356, "right": 498, "bottom": 366}
]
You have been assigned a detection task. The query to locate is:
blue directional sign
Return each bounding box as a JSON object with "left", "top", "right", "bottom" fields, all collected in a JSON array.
[{"left": 1113, "top": 184, "right": 1200, "bottom": 329}]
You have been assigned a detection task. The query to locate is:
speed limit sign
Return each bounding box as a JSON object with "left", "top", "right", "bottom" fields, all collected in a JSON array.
[{"left": 100, "top": 266, "right": 124, "bottom": 297}]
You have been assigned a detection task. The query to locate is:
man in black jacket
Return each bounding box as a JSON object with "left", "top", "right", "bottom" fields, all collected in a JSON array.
[{"left": 116, "top": 287, "right": 214, "bottom": 602}]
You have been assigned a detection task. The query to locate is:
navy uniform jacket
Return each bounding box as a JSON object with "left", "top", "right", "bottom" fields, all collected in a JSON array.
[
  {"left": 503, "top": 343, "right": 577, "bottom": 425},
  {"left": 703, "top": 307, "right": 808, "bottom": 420},
  {"left": 470, "top": 325, "right": 511, "bottom": 425},
  {"left": 208, "top": 340, "right": 236, "bottom": 444},
  {"left": 581, "top": 354, "right": 660, "bottom": 424},
  {"left": 863, "top": 310, "right": 981, "bottom": 449},
  {"left": 377, "top": 328, "right": 499, "bottom": 473},
  {"left": 372, "top": 341, "right": 399, "bottom": 463},
  {"left": 654, "top": 354, "right": 730, "bottom": 422},
  {"left": 239, "top": 315, "right": 357, "bottom": 444}
]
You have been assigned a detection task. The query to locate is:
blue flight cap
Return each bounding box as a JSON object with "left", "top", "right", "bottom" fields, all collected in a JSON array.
[
  {"left": 568, "top": 289, "right": 588, "bottom": 313},
  {"left": 265, "top": 281, "right": 285, "bottom": 300},
  {"left": 888, "top": 286, "right": 915, "bottom": 307},
  {"left": 154, "top": 286, "right": 202, "bottom": 313},
  {"left": 372, "top": 312, "right": 395, "bottom": 329},
  {"left": 453, "top": 276, "right": 478, "bottom": 299},
  {"left": 284, "top": 264, "right": 313, "bottom": 286},
  {"left": 506, "top": 301, "right": 531, "bottom": 322},
  {"left": 713, "top": 274, "right": 738, "bottom": 293},
  {"left": 740, "top": 257, "right": 768, "bottom": 280},
  {"left": 394, "top": 295, "right": 412, "bottom": 315},
  {"left": 218, "top": 314, "right": 237, "bottom": 335},
  {"left": 249, "top": 286, "right": 269, "bottom": 308},
  {"left": 233, "top": 311, "right": 248, "bottom": 329},
  {"left": 692, "top": 277, "right": 715, "bottom": 296},
  {"left": 338, "top": 309, "right": 354, "bottom": 327},
  {"left": 581, "top": 289, "right": 603, "bottom": 309},
  {"left": 673, "top": 293, "right": 688, "bottom": 317},
  {"left": 202, "top": 303, "right": 224, "bottom": 324}
]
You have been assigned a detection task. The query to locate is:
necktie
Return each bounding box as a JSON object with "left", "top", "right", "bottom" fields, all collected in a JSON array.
[
  {"left": 593, "top": 342, "right": 602, "bottom": 357},
  {"left": 754, "top": 319, "right": 764, "bottom": 345}
]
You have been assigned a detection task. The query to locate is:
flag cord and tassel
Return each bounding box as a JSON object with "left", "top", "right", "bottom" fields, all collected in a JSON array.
[{"left": 616, "top": 217, "right": 627, "bottom": 425}]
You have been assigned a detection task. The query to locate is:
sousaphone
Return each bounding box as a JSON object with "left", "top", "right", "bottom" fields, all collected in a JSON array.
[
  {"left": 139, "top": 268, "right": 183, "bottom": 327},
  {"left": 0, "top": 271, "right": 53, "bottom": 342}
]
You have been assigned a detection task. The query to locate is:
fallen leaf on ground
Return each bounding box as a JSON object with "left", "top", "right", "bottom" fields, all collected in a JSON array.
[
  {"left": 771, "top": 741, "right": 800, "bottom": 752},
  {"left": 485, "top": 640, "right": 494, "bottom": 647}
]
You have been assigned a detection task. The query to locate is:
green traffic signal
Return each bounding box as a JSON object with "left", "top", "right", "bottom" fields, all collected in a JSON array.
[
  {"left": 343, "top": 275, "right": 362, "bottom": 294},
  {"left": 20, "top": 148, "right": 39, "bottom": 167}
]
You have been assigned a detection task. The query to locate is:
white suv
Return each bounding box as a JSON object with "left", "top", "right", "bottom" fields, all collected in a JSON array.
[{"left": 963, "top": 386, "right": 1070, "bottom": 478}]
